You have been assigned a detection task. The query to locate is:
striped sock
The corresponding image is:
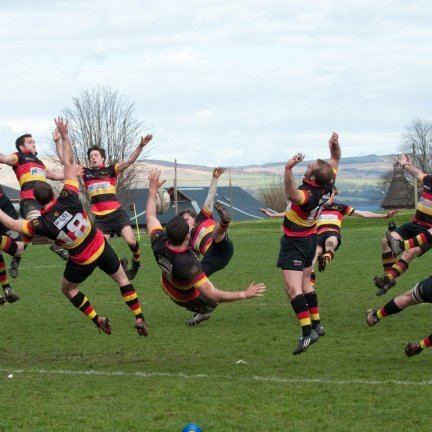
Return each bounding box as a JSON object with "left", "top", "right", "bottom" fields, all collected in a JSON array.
[
  {"left": 0, "top": 235, "right": 18, "bottom": 256},
  {"left": 323, "top": 250, "right": 334, "bottom": 263},
  {"left": 69, "top": 291, "right": 99, "bottom": 324},
  {"left": 0, "top": 254, "right": 9, "bottom": 289},
  {"left": 129, "top": 242, "right": 141, "bottom": 263},
  {"left": 387, "top": 259, "right": 409, "bottom": 280},
  {"left": 305, "top": 291, "right": 320, "bottom": 328},
  {"left": 420, "top": 335, "right": 432, "bottom": 350},
  {"left": 403, "top": 231, "right": 432, "bottom": 251},
  {"left": 375, "top": 299, "right": 402, "bottom": 320},
  {"left": 120, "top": 284, "right": 144, "bottom": 320},
  {"left": 382, "top": 251, "right": 397, "bottom": 273},
  {"left": 291, "top": 294, "right": 311, "bottom": 337}
]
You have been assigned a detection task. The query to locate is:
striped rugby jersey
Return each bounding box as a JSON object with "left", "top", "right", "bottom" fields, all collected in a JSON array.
[
  {"left": 413, "top": 175, "right": 432, "bottom": 228},
  {"left": 283, "top": 178, "right": 333, "bottom": 238},
  {"left": 150, "top": 227, "right": 209, "bottom": 302},
  {"left": 11, "top": 151, "right": 47, "bottom": 201},
  {"left": 317, "top": 202, "right": 354, "bottom": 235},
  {"left": 83, "top": 165, "right": 121, "bottom": 216},
  {"left": 190, "top": 208, "right": 217, "bottom": 256},
  {"left": 22, "top": 180, "right": 105, "bottom": 265}
]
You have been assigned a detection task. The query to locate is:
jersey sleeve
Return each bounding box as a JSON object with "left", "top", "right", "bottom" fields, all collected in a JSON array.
[
  {"left": 113, "top": 163, "right": 121, "bottom": 175},
  {"left": 59, "top": 180, "right": 81, "bottom": 205},
  {"left": 150, "top": 226, "right": 166, "bottom": 252},
  {"left": 22, "top": 218, "right": 44, "bottom": 237},
  {"left": 176, "top": 256, "right": 209, "bottom": 287},
  {"left": 196, "top": 208, "right": 212, "bottom": 225},
  {"left": 297, "top": 189, "right": 310, "bottom": 205},
  {"left": 342, "top": 204, "right": 354, "bottom": 216}
]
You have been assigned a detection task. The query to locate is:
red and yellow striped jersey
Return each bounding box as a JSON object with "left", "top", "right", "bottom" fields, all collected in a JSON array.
[
  {"left": 190, "top": 208, "right": 217, "bottom": 256},
  {"left": 22, "top": 180, "right": 105, "bottom": 265},
  {"left": 11, "top": 151, "right": 47, "bottom": 200},
  {"left": 283, "top": 179, "right": 333, "bottom": 237},
  {"left": 83, "top": 165, "right": 121, "bottom": 216},
  {"left": 317, "top": 202, "right": 354, "bottom": 235},
  {"left": 413, "top": 175, "right": 432, "bottom": 228},
  {"left": 150, "top": 227, "right": 209, "bottom": 302}
]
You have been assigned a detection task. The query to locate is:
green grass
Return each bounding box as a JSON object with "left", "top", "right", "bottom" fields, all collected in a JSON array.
[{"left": 1, "top": 212, "right": 432, "bottom": 431}]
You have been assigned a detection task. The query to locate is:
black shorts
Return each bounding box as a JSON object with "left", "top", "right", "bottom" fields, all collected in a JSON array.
[
  {"left": 173, "top": 291, "right": 218, "bottom": 314},
  {"left": 63, "top": 240, "right": 121, "bottom": 284},
  {"left": 317, "top": 231, "right": 341, "bottom": 251},
  {"left": 20, "top": 199, "right": 42, "bottom": 220},
  {"left": 94, "top": 207, "right": 131, "bottom": 237},
  {"left": 200, "top": 235, "right": 234, "bottom": 277},
  {"left": 395, "top": 222, "right": 431, "bottom": 254},
  {"left": 277, "top": 234, "right": 317, "bottom": 271},
  {"left": 411, "top": 277, "right": 432, "bottom": 303},
  {"left": 0, "top": 197, "right": 21, "bottom": 239}
]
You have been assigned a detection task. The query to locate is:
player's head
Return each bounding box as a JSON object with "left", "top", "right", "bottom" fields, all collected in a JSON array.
[
  {"left": 166, "top": 215, "right": 190, "bottom": 246},
  {"left": 305, "top": 159, "right": 334, "bottom": 186},
  {"left": 34, "top": 182, "right": 54, "bottom": 206},
  {"left": 179, "top": 209, "right": 197, "bottom": 231},
  {"left": 87, "top": 146, "right": 106, "bottom": 168},
  {"left": 15, "top": 134, "right": 36, "bottom": 155}
]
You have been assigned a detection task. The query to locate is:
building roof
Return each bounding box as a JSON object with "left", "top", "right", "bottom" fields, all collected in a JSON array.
[
  {"left": 122, "top": 186, "right": 265, "bottom": 225},
  {"left": 2, "top": 185, "right": 20, "bottom": 201},
  {"left": 381, "top": 166, "right": 415, "bottom": 209}
]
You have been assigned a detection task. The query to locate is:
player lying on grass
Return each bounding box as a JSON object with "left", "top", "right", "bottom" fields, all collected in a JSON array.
[
  {"left": 0, "top": 118, "right": 148, "bottom": 336},
  {"left": 277, "top": 132, "right": 340, "bottom": 355},
  {"left": 261, "top": 188, "right": 397, "bottom": 287},
  {"left": 374, "top": 154, "right": 432, "bottom": 296},
  {"left": 179, "top": 168, "right": 234, "bottom": 325},
  {"left": 0, "top": 131, "right": 69, "bottom": 263},
  {"left": 366, "top": 275, "right": 432, "bottom": 357},
  {"left": 146, "top": 168, "right": 265, "bottom": 325},
  {"left": 55, "top": 130, "right": 152, "bottom": 281}
]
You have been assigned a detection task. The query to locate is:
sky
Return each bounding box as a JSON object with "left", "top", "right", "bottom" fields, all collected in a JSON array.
[{"left": 0, "top": 0, "right": 431, "bottom": 166}]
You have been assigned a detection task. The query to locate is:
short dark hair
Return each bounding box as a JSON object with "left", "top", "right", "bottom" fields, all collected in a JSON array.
[
  {"left": 87, "top": 146, "right": 106, "bottom": 161},
  {"left": 312, "top": 159, "right": 334, "bottom": 186},
  {"left": 179, "top": 208, "right": 197, "bottom": 219},
  {"left": 166, "top": 215, "right": 189, "bottom": 246},
  {"left": 33, "top": 182, "right": 54, "bottom": 205},
  {"left": 15, "top": 134, "right": 32, "bottom": 152}
]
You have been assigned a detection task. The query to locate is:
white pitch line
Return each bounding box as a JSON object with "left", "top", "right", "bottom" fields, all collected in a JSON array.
[{"left": 1, "top": 368, "right": 432, "bottom": 387}]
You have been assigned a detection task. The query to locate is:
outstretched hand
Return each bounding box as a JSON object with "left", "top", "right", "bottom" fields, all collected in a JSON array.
[
  {"left": 328, "top": 132, "right": 339, "bottom": 150},
  {"left": 244, "top": 282, "right": 266, "bottom": 299},
  {"left": 213, "top": 167, "right": 226, "bottom": 179},
  {"left": 396, "top": 154, "right": 412, "bottom": 167},
  {"left": 140, "top": 134, "right": 153, "bottom": 147},
  {"left": 286, "top": 153, "right": 305, "bottom": 169},
  {"left": 53, "top": 128, "right": 61, "bottom": 143},
  {"left": 148, "top": 168, "right": 166, "bottom": 192},
  {"left": 54, "top": 117, "right": 69, "bottom": 138},
  {"left": 386, "top": 209, "right": 399, "bottom": 218},
  {"left": 260, "top": 208, "right": 273, "bottom": 217}
]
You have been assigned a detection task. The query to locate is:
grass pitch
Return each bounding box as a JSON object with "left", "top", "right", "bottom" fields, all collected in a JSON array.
[{"left": 1, "top": 213, "right": 432, "bottom": 431}]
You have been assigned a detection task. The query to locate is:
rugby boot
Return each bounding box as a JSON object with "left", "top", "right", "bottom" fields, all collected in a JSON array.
[
  {"left": 293, "top": 335, "right": 313, "bottom": 355},
  {"left": 50, "top": 243, "right": 69, "bottom": 261},
  {"left": 187, "top": 313, "right": 211, "bottom": 326},
  {"left": 3, "top": 285, "right": 19, "bottom": 303},
  {"left": 9, "top": 256, "right": 21, "bottom": 278},
  {"left": 405, "top": 342, "right": 422, "bottom": 357},
  {"left": 128, "top": 259, "right": 141, "bottom": 281},
  {"left": 374, "top": 275, "right": 396, "bottom": 296},
  {"left": 214, "top": 201, "right": 230, "bottom": 226},
  {"left": 135, "top": 318, "right": 149, "bottom": 337},
  {"left": 313, "top": 324, "right": 325, "bottom": 337},
  {"left": 317, "top": 254, "right": 328, "bottom": 272},
  {"left": 0, "top": 294, "right": 6, "bottom": 306},
  {"left": 97, "top": 317, "right": 112, "bottom": 335},
  {"left": 385, "top": 231, "right": 403, "bottom": 255},
  {"left": 365, "top": 309, "right": 379, "bottom": 327}
]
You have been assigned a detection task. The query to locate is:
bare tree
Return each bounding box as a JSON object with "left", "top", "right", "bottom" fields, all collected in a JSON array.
[
  {"left": 260, "top": 178, "right": 287, "bottom": 212},
  {"left": 51, "top": 85, "right": 149, "bottom": 206},
  {"left": 401, "top": 118, "right": 432, "bottom": 173}
]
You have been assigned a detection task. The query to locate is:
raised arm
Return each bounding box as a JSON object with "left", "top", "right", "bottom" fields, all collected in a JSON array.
[
  {"left": 199, "top": 279, "right": 266, "bottom": 303},
  {"left": 54, "top": 117, "right": 78, "bottom": 181},
  {"left": 396, "top": 154, "right": 427, "bottom": 182},
  {"left": 351, "top": 209, "right": 398, "bottom": 219},
  {"left": 115, "top": 134, "right": 153, "bottom": 173},
  {"left": 203, "top": 167, "right": 225, "bottom": 213},
  {"left": 0, "top": 153, "right": 18, "bottom": 167},
  {"left": 146, "top": 168, "right": 166, "bottom": 234},
  {"left": 328, "top": 132, "right": 341, "bottom": 170},
  {"left": 284, "top": 153, "right": 306, "bottom": 205},
  {"left": 53, "top": 127, "right": 65, "bottom": 165},
  {"left": 260, "top": 208, "right": 285, "bottom": 218}
]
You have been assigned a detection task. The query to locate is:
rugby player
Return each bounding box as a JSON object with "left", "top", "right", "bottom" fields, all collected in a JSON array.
[
  {"left": 146, "top": 169, "right": 265, "bottom": 325},
  {"left": 366, "top": 276, "right": 432, "bottom": 357},
  {"left": 179, "top": 168, "right": 234, "bottom": 324},
  {"left": 374, "top": 154, "right": 432, "bottom": 296},
  {"left": 0, "top": 132, "right": 69, "bottom": 263},
  {"left": 278, "top": 133, "right": 340, "bottom": 355},
  {"left": 59, "top": 134, "right": 153, "bottom": 280},
  {"left": 0, "top": 118, "right": 148, "bottom": 336}
]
